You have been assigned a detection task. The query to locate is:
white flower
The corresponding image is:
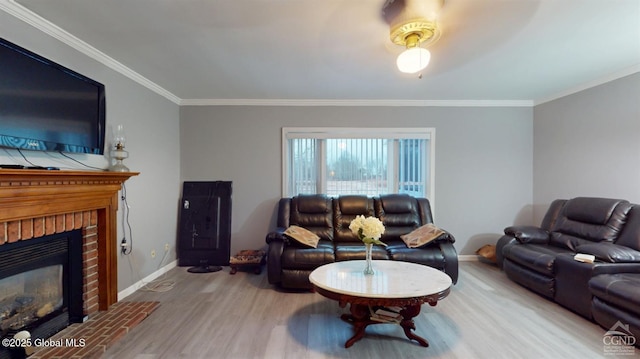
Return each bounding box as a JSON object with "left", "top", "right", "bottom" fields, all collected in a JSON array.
[
  {"left": 349, "top": 215, "right": 365, "bottom": 235},
  {"left": 349, "top": 215, "right": 386, "bottom": 246}
]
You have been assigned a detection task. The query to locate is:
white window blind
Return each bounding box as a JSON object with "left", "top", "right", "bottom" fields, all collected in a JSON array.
[{"left": 282, "top": 128, "right": 435, "bottom": 199}]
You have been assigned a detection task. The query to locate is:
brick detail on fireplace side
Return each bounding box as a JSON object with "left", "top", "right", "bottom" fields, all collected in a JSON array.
[
  {"left": 83, "top": 224, "right": 99, "bottom": 315},
  {"left": 0, "top": 210, "right": 100, "bottom": 316}
]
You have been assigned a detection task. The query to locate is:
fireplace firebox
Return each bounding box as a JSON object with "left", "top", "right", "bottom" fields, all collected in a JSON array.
[{"left": 0, "top": 230, "right": 83, "bottom": 358}]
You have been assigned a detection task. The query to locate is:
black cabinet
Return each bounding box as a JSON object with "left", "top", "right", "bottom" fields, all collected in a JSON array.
[{"left": 177, "top": 181, "right": 231, "bottom": 271}]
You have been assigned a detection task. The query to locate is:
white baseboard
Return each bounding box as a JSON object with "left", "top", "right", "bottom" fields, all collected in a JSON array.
[
  {"left": 458, "top": 254, "right": 479, "bottom": 262},
  {"left": 118, "top": 259, "right": 178, "bottom": 301}
]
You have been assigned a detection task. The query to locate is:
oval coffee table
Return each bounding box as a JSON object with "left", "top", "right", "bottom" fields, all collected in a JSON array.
[{"left": 309, "top": 260, "right": 452, "bottom": 348}]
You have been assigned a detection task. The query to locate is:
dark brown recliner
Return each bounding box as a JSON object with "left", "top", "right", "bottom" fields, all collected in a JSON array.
[
  {"left": 497, "top": 197, "right": 640, "bottom": 346},
  {"left": 266, "top": 194, "right": 458, "bottom": 289},
  {"left": 588, "top": 205, "right": 640, "bottom": 346}
]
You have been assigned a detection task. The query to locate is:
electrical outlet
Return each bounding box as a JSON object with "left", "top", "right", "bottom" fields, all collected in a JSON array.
[
  {"left": 151, "top": 249, "right": 156, "bottom": 258},
  {"left": 164, "top": 243, "right": 170, "bottom": 252}
]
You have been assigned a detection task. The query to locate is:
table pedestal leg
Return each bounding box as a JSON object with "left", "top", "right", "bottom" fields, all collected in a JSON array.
[
  {"left": 340, "top": 304, "right": 429, "bottom": 348},
  {"left": 340, "top": 304, "right": 371, "bottom": 348},
  {"left": 399, "top": 305, "right": 429, "bottom": 347}
]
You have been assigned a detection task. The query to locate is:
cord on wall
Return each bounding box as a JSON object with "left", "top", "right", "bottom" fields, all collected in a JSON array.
[
  {"left": 120, "top": 183, "right": 133, "bottom": 255},
  {"left": 117, "top": 182, "right": 174, "bottom": 292}
]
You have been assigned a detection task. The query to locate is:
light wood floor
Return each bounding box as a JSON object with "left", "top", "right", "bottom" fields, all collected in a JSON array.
[{"left": 103, "top": 261, "right": 614, "bottom": 359}]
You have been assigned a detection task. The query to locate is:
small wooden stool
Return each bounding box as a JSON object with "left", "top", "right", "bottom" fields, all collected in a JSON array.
[{"left": 229, "top": 250, "right": 266, "bottom": 275}]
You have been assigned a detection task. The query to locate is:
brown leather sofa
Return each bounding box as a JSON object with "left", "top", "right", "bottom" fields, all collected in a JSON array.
[
  {"left": 496, "top": 197, "right": 640, "bottom": 344},
  {"left": 265, "top": 194, "right": 458, "bottom": 289}
]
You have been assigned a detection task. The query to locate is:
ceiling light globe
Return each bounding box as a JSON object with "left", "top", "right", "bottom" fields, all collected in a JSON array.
[{"left": 396, "top": 47, "right": 431, "bottom": 74}]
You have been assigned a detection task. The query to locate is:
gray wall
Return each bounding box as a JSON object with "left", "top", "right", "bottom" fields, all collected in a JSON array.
[
  {"left": 180, "top": 106, "right": 534, "bottom": 255},
  {"left": 533, "top": 73, "right": 640, "bottom": 223},
  {"left": 0, "top": 11, "right": 182, "bottom": 291}
]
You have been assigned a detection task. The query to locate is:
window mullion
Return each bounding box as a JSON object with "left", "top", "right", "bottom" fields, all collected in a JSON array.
[
  {"left": 285, "top": 139, "right": 291, "bottom": 197},
  {"left": 388, "top": 140, "right": 397, "bottom": 193},
  {"left": 317, "top": 139, "right": 326, "bottom": 194}
]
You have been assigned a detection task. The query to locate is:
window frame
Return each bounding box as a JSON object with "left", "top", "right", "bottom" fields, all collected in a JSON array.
[{"left": 282, "top": 127, "right": 436, "bottom": 203}]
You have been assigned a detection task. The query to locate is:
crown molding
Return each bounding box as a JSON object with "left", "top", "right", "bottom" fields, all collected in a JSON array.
[
  {"left": 0, "top": 0, "right": 181, "bottom": 105},
  {"left": 3, "top": 0, "right": 633, "bottom": 110},
  {"left": 534, "top": 64, "right": 640, "bottom": 106},
  {"left": 1, "top": 0, "right": 531, "bottom": 109},
  {"left": 179, "top": 98, "right": 534, "bottom": 107}
]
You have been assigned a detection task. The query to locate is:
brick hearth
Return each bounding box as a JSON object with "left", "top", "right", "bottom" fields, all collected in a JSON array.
[{"left": 30, "top": 301, "right": 159, "bottom": 359}]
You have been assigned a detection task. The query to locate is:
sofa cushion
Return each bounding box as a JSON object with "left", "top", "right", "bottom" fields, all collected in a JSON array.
[
  {"left": 377, "top": 194, "right": 417, "bottom": 214},
  {"left": 295, "top": 194, "right": 331, "bottom": 213},
  {"left": 551, "top": 198, "right": 632, "bottom": 246},
  {"left": 283, "top": 225, "right": 320, "bottom": 248},
  {"left": 289, "top": 194, "right": 334, "bottom": 241},
  {"left": 575, "top": 242, "right": 640, "bottom": 263},
  {"left": 503, "top": 259, "right": 555, "bottom": 299},
  {"left": 590, "top": 273, "right": 640, "bottom": 317},
  {"left": 539, "top": 199, "right": 568, "bottom": 230},
  {"left": 333, "top": 196, "right": 375, "bottom": 243},
  {"left": 562, "top": 197, "right": 629, "bottom": 225},
  {"left": 502, "top": 243, "right": 573, "bottom": 276},
  {"left": 549, "top": 233, "right": 598, "bottom": 251},
  {"left": 615, "top": 205, "right": 640, "bottom": 252},
  {"left": 374, "top": 194, "right": 421, "bottom": 241},
  {"left": 400, "top": 223, "right": 446, "bottom": 248},
  {"left": 281, "top": 241, "right": 335, "bottom": 269},
  {"left": 386, "top": 241, "right": 446, "bottom": 268},
  {"left": 591, "top": 297, "right": 640, "bottom": 346}
]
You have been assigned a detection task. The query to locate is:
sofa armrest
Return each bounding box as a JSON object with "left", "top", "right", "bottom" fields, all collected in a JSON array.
[
  {"left": 575, "top": 242, "right": 640, "bottom": 263},
  {"left": 266, "top": 227, "right": 287, "bottom": 244},
  {"left": 266, "top": 227, "right": 288, "bottom": 285},
  {"left": 266, "top": 238, "right": 285, "bottom": 285},
  {"left": 438, "top": 229, "right": 455, "bottom": 244},
  {"left": 496, "top": 234, "right": 518, "bottom": 269},
  {"left": 440, "top": 241, "right": 458, "bottom": 284},
  {"left": 504, "top": 225, "right": 550, "bottom": 244},
  {"left": 412, "top": 228, "right": 455, "bottom": 245},
  {"left": 592, "top": 262, "right": 640, "bottom": 275}
]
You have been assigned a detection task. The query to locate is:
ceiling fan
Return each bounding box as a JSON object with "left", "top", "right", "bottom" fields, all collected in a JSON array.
[{"left": 381, "top": 0, "right": 444, "bottom": 74}]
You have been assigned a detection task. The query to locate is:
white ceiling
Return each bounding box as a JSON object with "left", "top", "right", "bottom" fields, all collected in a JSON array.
[{"left": 4, "top": 0, "right": 640, "bottom": 105}]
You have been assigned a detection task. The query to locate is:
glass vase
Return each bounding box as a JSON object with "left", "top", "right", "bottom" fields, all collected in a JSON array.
[{"left": 364, "top": 243, "right": 374, "bottom": 275}]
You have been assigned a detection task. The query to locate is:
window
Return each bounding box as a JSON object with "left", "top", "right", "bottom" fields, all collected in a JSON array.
[{"left": 282, "top": 128, "right": 435, "bottom": 199}]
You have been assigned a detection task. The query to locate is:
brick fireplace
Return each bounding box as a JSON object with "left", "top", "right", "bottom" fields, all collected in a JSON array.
[{"left": 0, "top": 169, "right": 137, "bottom": 316}]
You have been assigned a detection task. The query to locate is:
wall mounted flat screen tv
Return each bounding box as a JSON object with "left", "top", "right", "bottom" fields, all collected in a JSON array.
[{"left": 0, "top": 38, "right": 105, "bottom": 155}]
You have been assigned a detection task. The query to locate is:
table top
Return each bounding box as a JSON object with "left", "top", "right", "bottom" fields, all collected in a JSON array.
[{"left": 309, "top": 260, "right": 452, "bottom": 299}]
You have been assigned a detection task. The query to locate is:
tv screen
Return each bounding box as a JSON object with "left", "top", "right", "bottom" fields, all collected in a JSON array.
[{"left": 0, "top": 38, "right": 105, "bottom": 155}]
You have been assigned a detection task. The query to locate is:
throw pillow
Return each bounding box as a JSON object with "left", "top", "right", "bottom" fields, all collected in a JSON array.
[
  {"left": 400, "top": 223, "right": 446, "bottom": 248},
  {"left": 284, "top": 225, "right": 320, "bottom": 248}
]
